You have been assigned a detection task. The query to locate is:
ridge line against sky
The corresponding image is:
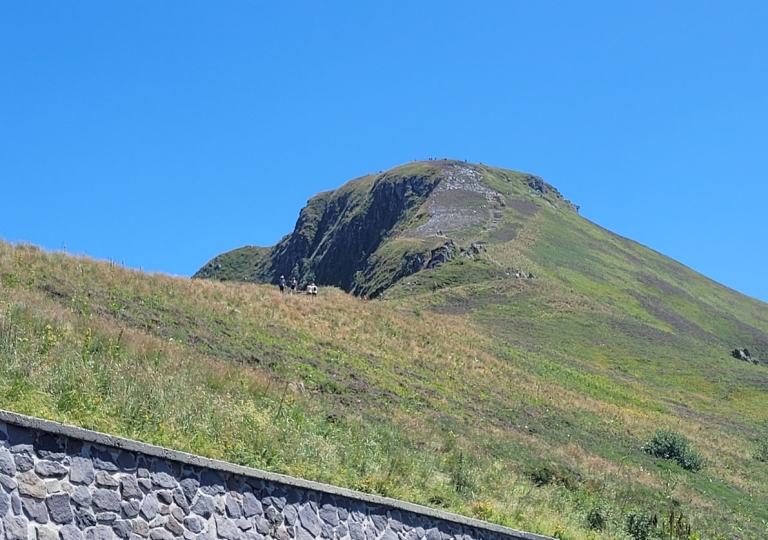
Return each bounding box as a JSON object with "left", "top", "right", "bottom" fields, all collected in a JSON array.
[{"left": 1, "top": 2, "right": 766, "bottom": 302}]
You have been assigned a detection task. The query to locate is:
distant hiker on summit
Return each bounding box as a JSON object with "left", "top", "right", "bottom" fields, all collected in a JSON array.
[{"left": 278, "top": 275, "right": 286, "bottom": 294}]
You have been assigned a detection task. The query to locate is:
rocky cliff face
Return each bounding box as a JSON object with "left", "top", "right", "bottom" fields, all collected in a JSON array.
[{"left": 194, "top": 160, "right": 573, "bottom": 296}]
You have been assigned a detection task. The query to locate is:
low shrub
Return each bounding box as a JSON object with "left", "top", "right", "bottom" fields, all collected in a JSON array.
[
  {"left": 524, "top": 462, "right": 581, "bottom": 490},
  {"left": 642, "top": 430, "right": 704, "bottom": 472},
  {"left": 586, "top": 504, "right": 608, "bottom": 531},
  {"left": 625, "top": 510, "right": 657, "bottom": 540},
  {"left": 754, "top": 437, "right": 768, "bottom": 462}
]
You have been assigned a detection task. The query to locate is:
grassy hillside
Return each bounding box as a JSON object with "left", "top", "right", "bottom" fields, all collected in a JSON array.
[{"left": 2, "top": 238, "right": 768, "bottom": 539}]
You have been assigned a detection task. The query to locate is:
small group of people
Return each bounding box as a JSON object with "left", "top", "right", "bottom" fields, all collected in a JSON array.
[{"left": 278, "top": 275, "right": 318, "bottom": 296}]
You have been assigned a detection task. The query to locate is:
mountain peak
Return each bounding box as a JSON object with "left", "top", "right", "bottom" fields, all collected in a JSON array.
[{"left": 194, "top": 160, "right": 578, "bottom": 297}]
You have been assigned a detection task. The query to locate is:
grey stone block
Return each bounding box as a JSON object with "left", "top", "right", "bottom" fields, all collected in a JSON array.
[
  {"left": 71, "top": 486, "right": 92, "bottom": 508},
  {"left": 38, "top": 526, "right": 60, "bottom": 540},
  {"left": 283, "top": 505, "right": 297, "bottom": 526},
  {"left": 170, "top": 507, "right": 184, "bottom": 523},
  {"left": 112, "top": 519, "right": 133, "bottom": 539},
  {"left": 45, "top": 480, "right": 62, "bottom": 494},
  {"left": 22, "top": 496, "right": 50, "bottom": 523},
  {"left": 0, "top": 473, "right": 18, "bottom": 492},
  {"left": 364, "top": 526, "right": 376, "bottom": 540},
  {"left": 241, "top": 493, "right": 261, "bottom": 518},
  {"left": 381, "top": 530, "right": 399, "bottom": 540},
  {"left": 18, "top": 470, "right": 48, "bottom": 499},
  {"left": 165, "top": 517, "right": 184, "bottom": 536},
  {"left": 225, "top": 494, "right": 242, "bottom": 519},
  {"left": 244, "top": 532, "right": 264, "bottom": 540},
  {"left": 335, "top": 523, "right": 348, "bottom": 538},
  {"left": 295, "top": 525, "right": 314, "bottom": 540},
  {"left": 215, "top": 515, "right": 241, "bottom": 540},
  {"left": 319, "top": 506, "right": 338, "bottom": 527},
  {"left": 151, "top": 474, "right": 177, "bottom": 491},
  {"left": 93, "top": 490, "right": 122, "bottom": 513},
  {"left": 371, "top": 516, "right": 388, "bottom": 533},
  {"left": 183, "top": 516, "right": 203, "bottom": 534},
  {"left": 95, "top": 473, "right": 119, "bottom": 489},
  {"left": 132, "top": 519, "right": 149, "bottom": 537},
  {"left": 11, "top": 492, "right": 22, "bottom": 514},
  {"left": 74, "top": 509, "right": 97, "bottom": 528},
  {"left": 140, "top": 493, "right": 159, "bottom": 521},
  {"left": 171, "top": 489, "right": 188, "bottom": 514},
  {"left": 253, "top": 517, "right": 270, "bottom": 536},
  {"left": 178, "top": 480, "right": 198, "bottom": 505},
  {"left": 60, "top": 524, "right": 85, "bottom": 540},
  {"left": 299, "top": 505, "right": 322, "bottom": 537},
  {"left": 0, "top": 448, "right": 16, "bottom": 476},
  {"left": 85, "top": 525, "right": 116, "bottom": 540},
  {"left": 265, "top": 506, "right": 282, "bottom": 526},
  {"left": 337, "top": 508, "right": 348, "bottom": 522},
  {"left": 47, "top": 493, "right": 74, "bottom": 524},
  {"left": 320, "top": 523, "right": 334, "bottom": 539},
  {"left": 4, "top": 515, "right": 30, "bottom": 540},
  {"left": 426, "top": 528, "right": 441, "bottom": 540},
  {"left": 349, "top": 522, "right": 364, "bottom": 540},
  {"left": 148, "top": 516, "right": 168, "bottom": 529},
  {"left": 96, "top": 513, "right": 118, "bottom": 525},
  {"left": 157, "top": 492, "right": 172, "bottom": 505},
  {"left": 274, "top": 526, "right": 291, "bottom": 540},
  {"left": 36, "top": 461, "right": 68, "bottom": 479},
  {"left": 120, "top": 477, "right": 142, "bottom": 501},
  {"left": 189, "top": 495, "right": 213, "bottom": 520},
  {"left": 70, "top": 458, "right": 95, "bottom": 486},
  {"left": 0, "top": 488, "right": 9, "bottom": 517},
  {"left": 235, "top": 518, "right": 252, "bottom": 531},
  {"left": 137, "top": 480, "right": 152, "bottom": 492},
  {"left": 121, "top": 500, "right": 140, "bottom": 519}
]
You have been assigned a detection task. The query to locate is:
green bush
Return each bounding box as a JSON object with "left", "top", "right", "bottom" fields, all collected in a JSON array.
[
  {"left": 586, "top": 504, "right": 608, "bottom": 531},
  {"left": 524, "top": 462, "right": 581, "bottom": 490},
  {"left": 642, "top": 430, "right": 704, "bottom": 472},
  {"left": 625, "top": 510, "right": 657, "bottom": 540},
  {"left": 754, "top": 437, "right": 768, "bottom": 462}
]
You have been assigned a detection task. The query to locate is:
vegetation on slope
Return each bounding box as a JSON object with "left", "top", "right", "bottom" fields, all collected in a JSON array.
[{"left": 3, "top": 240, "right": 768, "bottom": 539}]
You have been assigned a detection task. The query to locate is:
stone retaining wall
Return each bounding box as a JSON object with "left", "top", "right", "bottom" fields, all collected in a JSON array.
[{"left": 0, "top": 410, "right": 549, "bottom": 540}]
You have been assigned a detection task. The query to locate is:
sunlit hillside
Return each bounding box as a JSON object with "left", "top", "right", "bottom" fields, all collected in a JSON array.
[{"left": 3, "top": 160, "right": 768, "bottom": 539}]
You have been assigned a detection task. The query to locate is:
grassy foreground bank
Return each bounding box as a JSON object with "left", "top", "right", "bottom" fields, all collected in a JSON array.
[{"left": 2, "top": 241, "right": 768, "bottom": 539}]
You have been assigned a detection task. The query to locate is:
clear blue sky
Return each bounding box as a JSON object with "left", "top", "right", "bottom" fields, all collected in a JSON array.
[{"left": 2, "top": 2, "right": 766, "bottom": 302}]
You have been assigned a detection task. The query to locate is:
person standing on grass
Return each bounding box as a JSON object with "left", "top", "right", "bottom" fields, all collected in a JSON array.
[
  {"left": 278, "top": 275, "right": 286, "bottom": 294},
  {"left": 291, "top": 277, "right": 297, "bottom": 295}
]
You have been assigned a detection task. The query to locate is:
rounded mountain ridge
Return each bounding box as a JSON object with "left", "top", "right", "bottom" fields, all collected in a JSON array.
[{"left": 193, "top": 159, "right": 578, "bottom": 297}]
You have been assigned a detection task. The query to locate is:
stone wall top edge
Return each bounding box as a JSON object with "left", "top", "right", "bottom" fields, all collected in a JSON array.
[{"left": 0, "top": 408, "right": 552, "bottom": 540}]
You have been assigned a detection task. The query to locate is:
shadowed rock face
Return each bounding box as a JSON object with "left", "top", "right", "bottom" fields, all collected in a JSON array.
[
  {"left": 274, "top": 171, "right": 442, "bottom": 291},
  {"left": 194, "top": 160, "right": 569, "bottom": 296}
]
